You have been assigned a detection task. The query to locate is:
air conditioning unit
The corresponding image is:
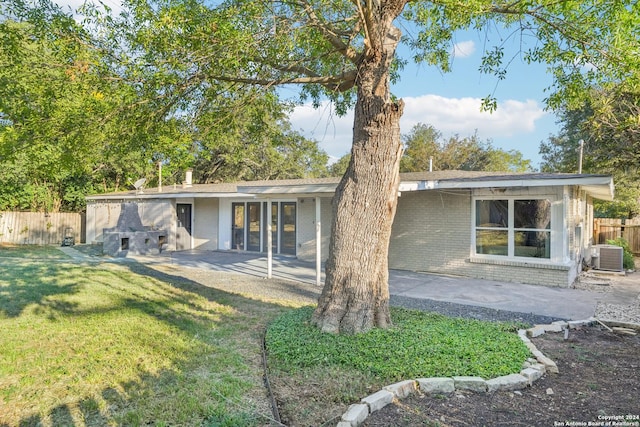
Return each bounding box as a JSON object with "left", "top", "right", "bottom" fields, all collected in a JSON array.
[{"left": 592, "top": 245, "right": 624, "bottom": 272}]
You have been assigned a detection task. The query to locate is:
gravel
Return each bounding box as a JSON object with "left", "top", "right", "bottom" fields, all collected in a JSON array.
[{"left": 390, "top": 295, "right": 565, "bottom": 326}]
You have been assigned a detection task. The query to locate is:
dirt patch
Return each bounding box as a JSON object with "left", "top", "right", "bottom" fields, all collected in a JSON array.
[{"left": 363, "top": 326, "right": 640, "bottom": 427}]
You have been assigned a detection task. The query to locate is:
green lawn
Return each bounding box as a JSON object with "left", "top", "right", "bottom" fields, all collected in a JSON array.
[
  {"left": 0, "top": 243, "right": 71, "bottom": 259},
  {"left": 0, "top": 252, "right": 292, "bottom": 426},
  {"left": 1, "top": 246, "right": 533, "bottom": 427}
]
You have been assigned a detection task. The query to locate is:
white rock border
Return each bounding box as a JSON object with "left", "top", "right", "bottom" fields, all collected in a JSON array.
[{"left": 335, "top": 318, "right": 601, "bottom": 427}]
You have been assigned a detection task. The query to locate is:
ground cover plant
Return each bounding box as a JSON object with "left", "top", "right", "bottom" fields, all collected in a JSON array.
[
  {"left": 0, "top": 253, "right": 293, "bottom": 426},
  {"left": 266, "top": 306, "right": 530, "bottom": 426},
  {"left": 363, "top": 327, "right": 640, "bottom": 426}
]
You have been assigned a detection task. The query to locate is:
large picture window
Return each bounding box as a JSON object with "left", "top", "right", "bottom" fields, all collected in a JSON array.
[{"left": 475, "top": 199, "right": 551, "bottom": 259}]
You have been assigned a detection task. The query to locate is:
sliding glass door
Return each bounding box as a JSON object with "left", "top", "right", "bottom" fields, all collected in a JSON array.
[
  {"left": 280, "top": 202, "right": 296, "bottom": 255},
  {"left": 247, "top": 202, "right": 261, "bottom": 252},
  {"left": 231, "top": 203, "right": 245, "bottom": 250},
  {"left": 231, "top": 201, "right": 296, "bottom": 255}
]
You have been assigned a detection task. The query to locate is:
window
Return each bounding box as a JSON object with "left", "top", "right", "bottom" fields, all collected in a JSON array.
[
  {"left": 475, "top": 200, "right": 508, "bottom": 255},
  {"left": 475, "top": 199, "right": 551, "bottom": 259},
  {"left": 514, "top": 199, "right": 551, "bottom": 258}
]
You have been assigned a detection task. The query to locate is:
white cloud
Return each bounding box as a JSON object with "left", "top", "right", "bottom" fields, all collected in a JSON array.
[
  {"left": 289, "top": 95, "right": 547, "bottom": 159},
  {"left": 288, "top": 102, "right": 354, "bottom": 161},
  {"left": 452, "top": 40, "right": 475, "bottom": 59},
  {"left": 401, "top": 94, "right": 546, "bottom": 139}
]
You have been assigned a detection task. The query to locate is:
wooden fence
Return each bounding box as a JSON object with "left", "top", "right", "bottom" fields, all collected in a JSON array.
[
  {"left": 593, "top": 218, "right": 640, "bottom": 255},
  {"left": 0, "top": 211, "right": 84, "bottom": 245}
]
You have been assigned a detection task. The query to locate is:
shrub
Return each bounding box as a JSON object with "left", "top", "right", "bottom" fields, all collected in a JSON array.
[{"left": 606, "top": 238, "right": 636, "bottom": 270}]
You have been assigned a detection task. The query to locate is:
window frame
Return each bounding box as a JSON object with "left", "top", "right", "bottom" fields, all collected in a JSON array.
[{"left": 472, "top": 196, "right": 554, "bottom": 261}]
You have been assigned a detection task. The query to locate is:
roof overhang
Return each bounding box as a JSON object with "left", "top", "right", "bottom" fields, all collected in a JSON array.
[
  {"left": 236, "top": 183, "right": 338, "bottom": 198},
  {"left": 86, "top": 174, "right": 614, "bottom": 202},
  {"left": 86, "top": 192, "right": 245, "bottom": 201},
  {"left": 399, "top": 175, "right": 614, "bottom": 201}
]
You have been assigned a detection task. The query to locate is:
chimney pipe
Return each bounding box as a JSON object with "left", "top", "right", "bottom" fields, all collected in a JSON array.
[
  {"left": 429, "top": 156, "right": 433, "bottom": 172},
  {"left": 158, "top": 161, "right": 162, "bottom": 192},
  {"left": 183, "top": 169, "right": 193, "bottom": 188},
  {"left": 578, "top": 140, "right": 584, "bottom": 174}
]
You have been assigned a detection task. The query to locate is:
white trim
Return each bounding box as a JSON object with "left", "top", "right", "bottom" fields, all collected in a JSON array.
[
  {"left": 315, "top": 196, "right": 322, "bottom": 286},
  {"left": 471, "top": 195, "right": 562, "bottom": 264},
  {"left": 267, "top": 199, "right": 273, "bottom": 279},
  {"left": 237, "top": 184, "right": 336, "bottom": 195},
  {"left": 87, "top": 192, "right": 246, "bottom": 200}
]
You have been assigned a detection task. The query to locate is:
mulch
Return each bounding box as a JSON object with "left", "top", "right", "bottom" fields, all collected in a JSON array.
[{"left": 362, "top": 326, "right": 640, "bottom": 427}]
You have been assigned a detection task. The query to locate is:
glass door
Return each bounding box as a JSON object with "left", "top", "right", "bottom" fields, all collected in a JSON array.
[
  {"left": 232, "top": 203, "right": 245, "bottom": 250},
  {"left": 247, "top": 202, "right": 261, "bottom": 252},
  {"left": 280, "top": 202, "right": 296, "bottom": 255},
  {"left": 176, "top": 203, "right": 192, "bottom": 250}
]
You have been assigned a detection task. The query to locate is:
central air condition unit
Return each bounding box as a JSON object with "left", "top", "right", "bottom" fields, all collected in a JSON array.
[{"left": 592, "top": 245, "right": 624, "bottom": 272}]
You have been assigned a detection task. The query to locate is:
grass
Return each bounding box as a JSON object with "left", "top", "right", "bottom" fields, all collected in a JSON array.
[
  {"left": 0, "top": 250, "right": 294, "bottom": 426},
  {"left": 1, "top": 245, "right": 534, "bottom": 427},
  {"left": 0, "top": 243, "right": 71, "bottom": 259}
]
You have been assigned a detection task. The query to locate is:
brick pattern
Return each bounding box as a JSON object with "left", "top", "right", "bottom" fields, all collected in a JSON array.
[{"left": 388, "top": 190, "right": 574, "bottom": 287}]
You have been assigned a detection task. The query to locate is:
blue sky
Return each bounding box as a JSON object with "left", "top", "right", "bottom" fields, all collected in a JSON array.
[
  {"left": 288, "top": 28, "right": 559, "bottom": 169},
  {"left": 55, "top": 0, "right": 560, "bottom": 169}
]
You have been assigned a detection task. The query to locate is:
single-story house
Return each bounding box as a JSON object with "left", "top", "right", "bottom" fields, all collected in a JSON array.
[{"left": 85, "top": 170, "right": 614, "bottom": 288}]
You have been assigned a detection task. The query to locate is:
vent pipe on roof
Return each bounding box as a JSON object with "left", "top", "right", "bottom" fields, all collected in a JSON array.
[
  {"left": 578, "top": 139, "right": 584, "bottom": 174},
  {"left": 183, "top": 169, "right": 193, "bottom": 188},
  {"left": 158, "top": 161, "right": 162, "bottom": 192},
  {"left": 429, "top": 156, "right": 433, "bottom": 172}
]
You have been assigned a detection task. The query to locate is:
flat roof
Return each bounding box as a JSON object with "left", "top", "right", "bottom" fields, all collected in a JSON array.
[{"left": 86, "top": 171, "right": 614, "bottom": 201}]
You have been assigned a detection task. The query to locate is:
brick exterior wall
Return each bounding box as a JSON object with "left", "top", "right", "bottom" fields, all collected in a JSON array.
[
  {"left": 296, "top": 189, "right": 580, "bottom": 287},
  {"left": 389, "top": 190, "right": 471, "bottom": 274},
  {"left": 388, "top": 189, "right": 575, "bottom": 288}
]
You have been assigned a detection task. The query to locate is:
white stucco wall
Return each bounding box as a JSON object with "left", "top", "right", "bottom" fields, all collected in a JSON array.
[
  {"left": 297, "top": 197, "right": 332, "bottom": 262},
  {"left": 193, "top": 198, "right": 219, "bottom": 250}
]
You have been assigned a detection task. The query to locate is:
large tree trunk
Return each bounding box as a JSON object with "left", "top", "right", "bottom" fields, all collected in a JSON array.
[{"left": 312, "top": 12, "right": 404, "bottom": 334}]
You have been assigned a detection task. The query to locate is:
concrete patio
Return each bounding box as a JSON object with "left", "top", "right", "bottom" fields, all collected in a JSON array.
[{"left": 135, "top": 250, "right": 639, "bottom": 321}]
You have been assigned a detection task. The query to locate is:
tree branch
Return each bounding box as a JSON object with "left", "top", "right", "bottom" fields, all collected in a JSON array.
[
  {"left": 298, "top": 0, "right": 362, "bottom": 65},
  {"left": 214, "top": 69, "right": 357, "bottom": 92}
]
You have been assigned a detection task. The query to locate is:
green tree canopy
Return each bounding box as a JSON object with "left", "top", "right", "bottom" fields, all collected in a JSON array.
[
  {"left": 540, "top": 87, "right": 640, "bottom": 219},
  {"left": 0, "top": 15, "right": 329, "bottom": 211},
  {"left": 400, "top": 123, "right": 532, "bottom": 172}
]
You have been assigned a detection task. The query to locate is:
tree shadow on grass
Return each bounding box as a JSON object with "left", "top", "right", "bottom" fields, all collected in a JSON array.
[
  {"left": 1, "top": 259, "right": 295, "bottom": 426},
  {"left": 0, "top": 262, "right": 80, "bottom": 318}
]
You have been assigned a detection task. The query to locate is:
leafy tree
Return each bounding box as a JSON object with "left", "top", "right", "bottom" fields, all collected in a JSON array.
[
  {"left": 0, "top": 14, "right": 327, "bottom": 211},
  {"left": 7, "top": 0, "right": 639, "bottom": 333},
  {"left": 329, "top": 153, "right": 352, "bottom": 177},
  {"left": 0, "top": 19, "right": 192, "bottom": 210},
  {"left": 400, "top": 123, "right": 532, "bottom": 172},
  {"left": 540, "top": 88, "right": 640, "bottom": 218},
  {"left": 192, "top": 97, "right": 329, "bottom": 182}
]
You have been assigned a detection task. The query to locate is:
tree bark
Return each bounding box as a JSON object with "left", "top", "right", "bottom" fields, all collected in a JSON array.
[{"left": 312, "top": 9, "right": 404, "bottom": 334}]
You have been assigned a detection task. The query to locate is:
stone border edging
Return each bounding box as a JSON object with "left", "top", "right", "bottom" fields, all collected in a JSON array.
[{"left": 335, "top": 318, "right": 599, "bottom": 427}]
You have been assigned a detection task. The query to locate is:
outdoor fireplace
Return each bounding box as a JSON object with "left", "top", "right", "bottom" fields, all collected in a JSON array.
[{"left": 102, "top": 203, "right": 168, "bottom": 256}]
